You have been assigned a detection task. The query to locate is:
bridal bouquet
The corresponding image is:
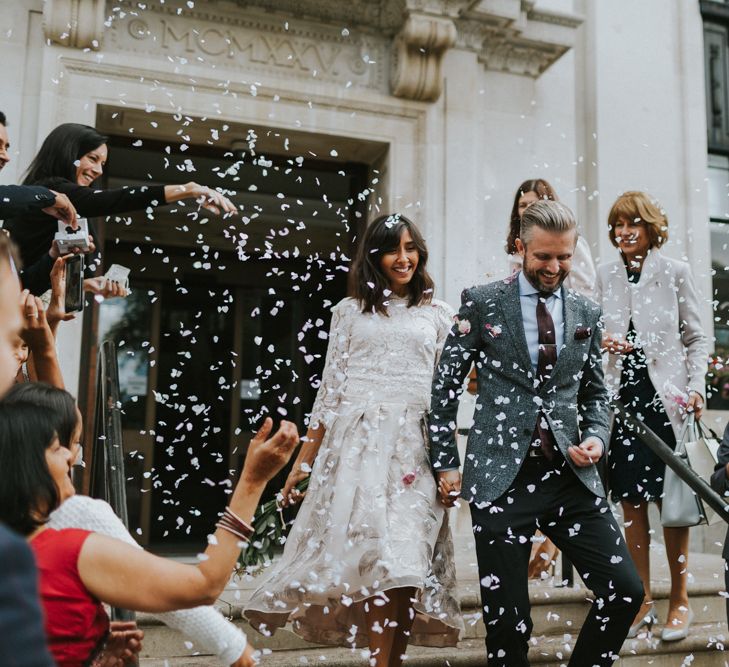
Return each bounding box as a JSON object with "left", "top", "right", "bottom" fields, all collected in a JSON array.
[{"left": 237, "top": 477, "right": 310, "bottom": 574}]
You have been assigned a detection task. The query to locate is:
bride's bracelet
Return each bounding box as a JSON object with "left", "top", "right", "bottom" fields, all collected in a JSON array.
[{"left": 215, "top": 507, "right": 254, "bottom": 542}]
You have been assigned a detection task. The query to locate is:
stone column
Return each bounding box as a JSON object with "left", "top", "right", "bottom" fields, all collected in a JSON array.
[
  {"left": 390, "top": 12, "right": 457, "bottom": 102},
  {"left": 43, "top": 0, "right": 106, "bottom": 50}
]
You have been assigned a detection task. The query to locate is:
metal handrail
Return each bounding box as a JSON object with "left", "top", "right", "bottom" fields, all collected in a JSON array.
[
  {"left": 612, "top": 400, "right": 729, "bottom": 524},
  {"left": 89, "top": 340, "right": 136, "bottom": 628}
]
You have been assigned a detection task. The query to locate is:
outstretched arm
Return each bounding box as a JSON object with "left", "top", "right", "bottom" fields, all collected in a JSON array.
[
  {"left": 50, "top": 497, "right": 248, "bottom": 665},
  {"left": 77, "top": 419, "right": 298, "bottom": 614}
]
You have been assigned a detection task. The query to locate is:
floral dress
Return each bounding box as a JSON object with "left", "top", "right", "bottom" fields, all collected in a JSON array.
[{"left": 245, "top": 296, "right": 462, "bottom": 648}]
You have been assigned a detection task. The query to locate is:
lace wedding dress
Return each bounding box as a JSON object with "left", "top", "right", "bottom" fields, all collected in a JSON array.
[{"left": 245, "top": 296, "right": 462, "bottom": 647}]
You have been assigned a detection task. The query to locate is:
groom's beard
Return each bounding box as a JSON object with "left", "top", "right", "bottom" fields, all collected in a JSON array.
[{"left": 522, "top": 257, "right": 570, "bottom": 294}]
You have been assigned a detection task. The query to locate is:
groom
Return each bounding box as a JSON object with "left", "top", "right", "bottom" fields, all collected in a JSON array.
[{"left": 430, "top": 200, "right": 643, "bottom": 666}]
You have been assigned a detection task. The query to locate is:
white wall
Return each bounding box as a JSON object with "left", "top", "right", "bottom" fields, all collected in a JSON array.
[{"left": 575, "top": 0, "right": 711, "bottom": 328}]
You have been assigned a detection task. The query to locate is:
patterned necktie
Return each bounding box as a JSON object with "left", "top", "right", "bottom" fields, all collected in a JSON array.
[{"left": 534, "top": 291, "right": 557, "bottom": 459}]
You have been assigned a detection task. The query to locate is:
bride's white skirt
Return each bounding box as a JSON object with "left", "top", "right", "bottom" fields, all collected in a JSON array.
[{"left": 244, "top": 399, "right": 463, "bottom": 648}]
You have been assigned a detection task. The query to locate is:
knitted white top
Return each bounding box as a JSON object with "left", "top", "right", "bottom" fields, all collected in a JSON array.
[{"left": 49, "top": 495, "right": 247, "bottom": 665}]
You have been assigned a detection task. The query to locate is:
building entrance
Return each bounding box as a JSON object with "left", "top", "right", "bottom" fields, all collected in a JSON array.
[{"left": 86, "top": 110, "right": 379, "bottom": 551}]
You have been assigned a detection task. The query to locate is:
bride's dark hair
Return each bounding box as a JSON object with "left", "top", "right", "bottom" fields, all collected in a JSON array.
[{"left": 350, "top": 214, "right": 434, "bottom": 315}]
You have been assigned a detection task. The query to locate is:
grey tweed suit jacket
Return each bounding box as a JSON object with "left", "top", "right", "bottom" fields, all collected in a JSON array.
[{"left": 429, "top": 274, "right": 610, "bottom": 507}]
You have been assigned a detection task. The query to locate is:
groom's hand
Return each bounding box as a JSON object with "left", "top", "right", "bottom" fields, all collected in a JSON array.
[
  {"left": 568, "top": 437, "right": 604, "bottom": 467},
  {"left": 437, "top": 470, "right": 461, "bottom": 507}
]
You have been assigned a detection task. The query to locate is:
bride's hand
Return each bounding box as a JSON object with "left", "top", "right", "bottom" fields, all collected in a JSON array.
[{"left": 280, "top": 465, "right": 310, "bottom": 508}]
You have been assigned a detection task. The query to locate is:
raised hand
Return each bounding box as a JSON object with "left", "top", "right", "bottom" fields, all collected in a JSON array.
[
  {"left": 19, "top": 290, "right": 53, "bottom": 350},
  {"left": 46, "top": 256, "right": 77, "bottom": 329},
  {"left": 241, "top": 418, "right": 299, "bottom": 487}
]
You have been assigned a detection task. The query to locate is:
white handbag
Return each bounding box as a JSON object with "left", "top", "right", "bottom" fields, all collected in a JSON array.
[
  {"left": 661, "top": 415, "right": 708, "bottom": 528},
  {"left": 685, "top": 419, "right": 723, "bottom": 525}
]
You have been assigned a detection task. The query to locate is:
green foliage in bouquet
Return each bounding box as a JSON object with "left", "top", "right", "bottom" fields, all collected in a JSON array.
[{"left": 237, "top": 477, "right": 310, "bottom": 574}]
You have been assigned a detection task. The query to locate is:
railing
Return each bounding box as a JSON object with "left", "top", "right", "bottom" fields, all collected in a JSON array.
[{"left": 89, "top": 340, "right": 136, "bottom": 628}]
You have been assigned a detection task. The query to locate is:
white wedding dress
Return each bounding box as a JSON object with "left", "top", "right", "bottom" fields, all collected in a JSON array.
[{"left": 245, "top": 296, "right": 463, "bottom": 647}]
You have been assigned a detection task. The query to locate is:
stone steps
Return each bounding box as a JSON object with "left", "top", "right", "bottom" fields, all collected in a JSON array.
[
  {"left": 136, "top": 578, "right": 727, "bottom": 660},
  {"left": 142, "top": 626, "right": 729, "bottom": 666},
  {"left": 136, "top": 543, "right": 729, "bottom": 665}
]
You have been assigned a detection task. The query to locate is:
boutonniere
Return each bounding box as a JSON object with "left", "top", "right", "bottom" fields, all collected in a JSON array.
[
  {"left": 485, "top": 323, "right": 502, "bottom": 338},
  {"left": 455, "top": 316, "right": 471, "bottom": 335},
  {"left": 574, "top": 326, "right": 592, "bottom": 340}
]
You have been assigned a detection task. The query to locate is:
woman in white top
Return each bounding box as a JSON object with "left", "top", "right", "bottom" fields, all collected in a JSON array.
[
  {"left": 3, "top": 381, "right": 294, "bottom": 666},
  {"left": 595, "top": 191, "right": 708, "bottom": 641},
  {"left": 245, "top": 214, "right": 462, "bottom": 667},
  {"left": 506, "top": 178, "right": 596, "bottom": 299}
]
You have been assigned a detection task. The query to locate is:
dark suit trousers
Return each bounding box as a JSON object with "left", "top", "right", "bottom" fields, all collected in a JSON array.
[{"left": 470, "top": 455, "right": 644, "bottom": 667}]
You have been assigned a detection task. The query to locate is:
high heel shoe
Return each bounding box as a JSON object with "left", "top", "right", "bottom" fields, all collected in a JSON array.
[
  {"left": 661, "top": 608, "right": 694, "bottom": 642},
  {"left": 627, "top": 609, "right": 658, "bottom": 638}
]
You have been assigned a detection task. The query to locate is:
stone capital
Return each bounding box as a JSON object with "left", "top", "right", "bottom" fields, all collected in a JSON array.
[
  {"left": 390, "top": 12, "right": 457, "bottom": 102},
  {"left": 43, "top": 0, "right": 106, "bottom": 50}
]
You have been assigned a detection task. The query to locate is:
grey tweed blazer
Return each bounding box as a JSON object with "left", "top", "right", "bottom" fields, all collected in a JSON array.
[{"left": 429, "top": 274, "right": 610, "bottom": 507}]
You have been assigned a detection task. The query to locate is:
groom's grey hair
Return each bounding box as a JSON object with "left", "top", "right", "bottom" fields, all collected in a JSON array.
[{"left": 520, "top": 200, "right": 577, "bottom": 247}]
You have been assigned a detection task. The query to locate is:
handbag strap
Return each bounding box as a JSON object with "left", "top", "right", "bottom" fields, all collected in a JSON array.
[
  {"left": 696, "top": 418, "right": 720, "bottom": 440},
  {"left": 677, "top": 413, "right": 698, "bottom": 450}
]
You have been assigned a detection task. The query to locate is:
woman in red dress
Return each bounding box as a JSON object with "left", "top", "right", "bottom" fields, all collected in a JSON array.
[{"left": 0, "top": 398, "right": 298, "bottom": 667}]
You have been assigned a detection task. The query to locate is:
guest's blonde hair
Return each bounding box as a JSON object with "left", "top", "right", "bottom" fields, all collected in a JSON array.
[{"left": 607, "top": 191, "right": 668, "bottom": 249}]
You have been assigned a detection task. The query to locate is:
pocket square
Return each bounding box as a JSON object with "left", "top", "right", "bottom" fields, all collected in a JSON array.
[{"left": 574, "top": 326, "right": 592, "bottom": 340}]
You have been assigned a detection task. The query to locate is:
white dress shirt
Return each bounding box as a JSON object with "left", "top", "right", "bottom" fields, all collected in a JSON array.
[{"left": 517, "top": 271, "right": 564, "bottom": 369}]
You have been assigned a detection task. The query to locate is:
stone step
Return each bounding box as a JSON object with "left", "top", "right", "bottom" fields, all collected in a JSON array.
[
  {"left": 137, "top": 579, "right": 727, "bottom": 660},
  {"left": 141, "top": 625, "right": 729, "bottom": 666}
]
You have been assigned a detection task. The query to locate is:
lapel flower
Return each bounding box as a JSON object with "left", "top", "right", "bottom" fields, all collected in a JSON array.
[
  {"left": 456, "top": 317, "right": 472, "bottom": 335},
  {"left": 574, "top": 326, "right": 592, "bottom": 340},
  {"left": 485, "top": 323, "right": 502, "bottom": 338},
  {"left": 402, "top": 471, "right": 417, "bottom": 485}
]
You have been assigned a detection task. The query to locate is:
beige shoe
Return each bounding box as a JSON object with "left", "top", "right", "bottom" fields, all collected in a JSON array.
[
  {"left": 627, "top": 609, "right": 657, "bottom": 639},
  {"left": 660, "top": 608, "right": 693, "bottom": 642}
]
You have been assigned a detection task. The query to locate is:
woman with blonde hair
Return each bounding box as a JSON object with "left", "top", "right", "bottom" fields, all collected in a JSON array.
[{"left": 596, "top": 191, "right": 707, "bottom": 640}]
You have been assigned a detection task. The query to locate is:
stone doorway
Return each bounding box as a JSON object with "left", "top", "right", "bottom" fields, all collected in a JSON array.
[{"left": 83, "top": 108, "right": 385, "bottom": 551}]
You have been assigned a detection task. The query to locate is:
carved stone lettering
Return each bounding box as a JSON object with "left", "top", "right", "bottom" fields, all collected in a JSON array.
[{"left": 107, "top": 3, "right": 386, "bottom": 91}]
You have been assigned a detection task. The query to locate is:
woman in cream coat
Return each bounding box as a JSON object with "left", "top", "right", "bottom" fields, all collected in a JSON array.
[{"left": 596, "top": 191, "right": 708, "bottom": 641}]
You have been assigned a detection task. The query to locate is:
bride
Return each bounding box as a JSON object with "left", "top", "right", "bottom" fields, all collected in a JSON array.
[{"left": 244, "top": 213, "right": 462, "bottom": 666}]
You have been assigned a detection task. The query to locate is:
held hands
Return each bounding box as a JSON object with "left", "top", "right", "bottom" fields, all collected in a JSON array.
[
  {"left": 602, "top": 333, "right": 633, "bottom": 355},
  {"left": 241, "top": 418, "right": 299, "bottom": 488},
  {"left": 437, "top": 470, "right": 462, "bottom": 508},
  {"left": 567, "top": 438, "right": 604, "bottom": 467},
  {"left": 42, "top": 191, "right": 78, "bottom": 229}
]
